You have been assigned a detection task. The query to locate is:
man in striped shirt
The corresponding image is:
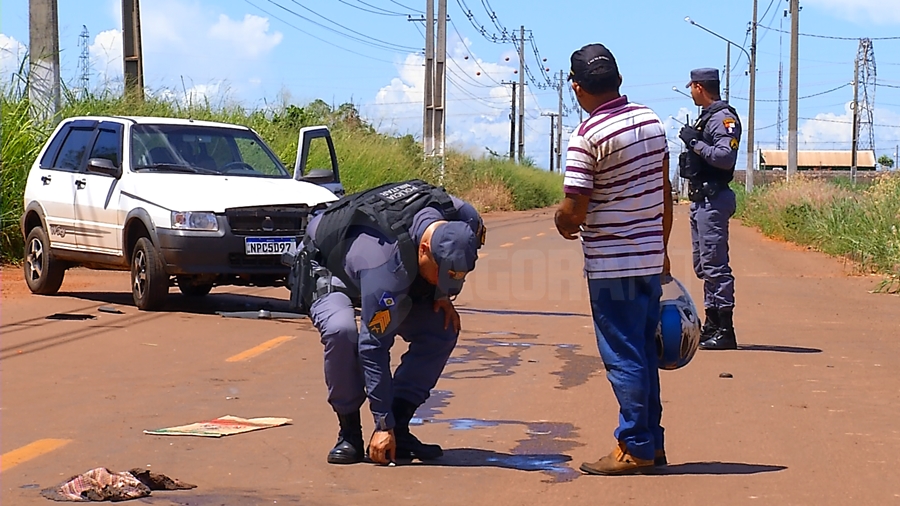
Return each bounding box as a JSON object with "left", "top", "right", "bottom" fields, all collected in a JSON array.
[{"left": 554, "top": 43, "right": 674, "bottom": 475}]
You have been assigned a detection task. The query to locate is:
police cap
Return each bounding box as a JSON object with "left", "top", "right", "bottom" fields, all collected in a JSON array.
[
  {"left": 685, "top": 68, "right": 720, "bottom": 88},
  {"left": 430, "top": 221, "right": 478, "bottom": 296}
]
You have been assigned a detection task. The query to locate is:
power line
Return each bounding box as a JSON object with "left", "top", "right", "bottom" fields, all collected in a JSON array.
[
  {"left": 758, "top": 24, "right": 900, "bottom": 41},
  {"left": 336, "top": 0, "right": 406, "bottom": 16},
  {"left": 447, "top": 18, "right": 503, "bottom": 85},
  {"left": 388, "top": 0, "right": 422, "bottom": 13},
  {"left": 731, "top": 83, "right": 851, "bottom": 102},
  {"left": 801, "top": 117, "right": 900, "bottom": 128}
]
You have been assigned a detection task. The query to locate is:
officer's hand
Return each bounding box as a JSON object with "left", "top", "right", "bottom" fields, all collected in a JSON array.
[
  {"left": 678, "top": 125, "right": 700, "bottom": 146},
  {"left": 434, "top": 298, "right": 461, "bottom": 332},
  {"left": 368, "top": 430, "right": 396, "bottom": 465}
]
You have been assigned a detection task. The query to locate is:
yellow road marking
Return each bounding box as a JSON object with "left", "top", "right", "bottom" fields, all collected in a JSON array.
[
  {"left": 521, "top": 236, "right": 531, "bottom": 241},
  {"left": 500, "top": 242, "right": 514, "bottom": 248},
  {"left": 227, "top": 336, "right": 295, "bottom": 362},
  {"left": 537, "top": 232, "right": 546, "bottom": 237},
  {"left": 479, "top": 252, "right": 489, "bottom": 257},
  {"left": 1, "top": 439, "right": 71, "bottom": 472}
]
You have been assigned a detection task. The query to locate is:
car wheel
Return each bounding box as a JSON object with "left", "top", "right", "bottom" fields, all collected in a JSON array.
[
  {"left": 131, "top": 237, "right": 169, "bottom": 310},
  {"left": 177, "top": 276, "right": 214, "bottom": 297},
  {"left": 23, "top": 226, "right": 66, "bottom": 295}
]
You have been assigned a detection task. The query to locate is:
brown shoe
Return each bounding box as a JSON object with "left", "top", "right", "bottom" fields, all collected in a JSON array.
[
  {"left": 654, "top": 449, "right": 667, "bottom": 467},
  {"left": 580, "top": 442, "right": 654, "bottom": 476}
]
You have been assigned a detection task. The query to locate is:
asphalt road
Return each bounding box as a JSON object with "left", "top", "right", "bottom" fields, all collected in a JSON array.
[{"left": 2, "top": 204, "right": 899, "bottom": 505}]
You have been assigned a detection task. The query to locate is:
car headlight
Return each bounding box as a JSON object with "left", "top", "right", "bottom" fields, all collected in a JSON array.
[{"left": 171, "top": 211, "right": 219, "bottom": 231}]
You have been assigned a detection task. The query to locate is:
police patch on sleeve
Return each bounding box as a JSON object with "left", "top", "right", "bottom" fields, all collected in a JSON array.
[
  {"left": 379, "top": 292, "right": 396, "bottom": 308},
  {"left": 723, "top": 118, "right": 736, "bottom": 134},
  {"left": 368, "top": 309, "right": 391, "bottom": 335},
  {"left": 730, "top": 138, "right": 739, "bottom": 150}
]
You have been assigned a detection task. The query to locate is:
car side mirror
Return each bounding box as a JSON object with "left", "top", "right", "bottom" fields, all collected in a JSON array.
[
  {"left": 300, "top": 168, "right": 335, "bottom": 185},
  {"left": 87, "top": 157, "right": 122, "bottom": 178}
]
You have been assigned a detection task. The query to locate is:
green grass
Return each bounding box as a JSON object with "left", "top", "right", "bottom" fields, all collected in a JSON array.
[
  {"left": 735, "top": 175, "right": 900, "bottom": 293},
  {"left": 0, "top": 90, "right": 562, "bottom": 263}
]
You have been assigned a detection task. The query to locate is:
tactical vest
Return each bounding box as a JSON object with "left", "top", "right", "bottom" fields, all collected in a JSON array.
[
  {"left": 308, "top": 179, "right": 458, "bottom": 296},
  {"left": 679, "top": 101, "right": 739, "bottom": 184}
]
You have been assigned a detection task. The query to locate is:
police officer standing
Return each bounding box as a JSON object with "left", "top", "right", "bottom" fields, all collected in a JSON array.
[
  {"left": 678, "top": 68, "right": 740, "bottom": 350},
  {"left": 289, "top": 180, "right": 484, "bottom": 465}
]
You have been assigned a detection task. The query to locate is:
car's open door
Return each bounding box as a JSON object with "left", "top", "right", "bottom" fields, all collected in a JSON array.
[{"left": 294, "top": 126, "right": 344, "bottom": 197}]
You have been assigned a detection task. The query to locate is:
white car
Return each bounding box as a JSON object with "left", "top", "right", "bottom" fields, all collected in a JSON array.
[{"left": 20, "top": 116, "right": 344, "bottom": 310}]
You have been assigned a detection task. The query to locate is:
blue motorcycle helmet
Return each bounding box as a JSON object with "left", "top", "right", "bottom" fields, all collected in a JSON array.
[{"left": 656, "top": 275, "right": 701, "bottom": 370}]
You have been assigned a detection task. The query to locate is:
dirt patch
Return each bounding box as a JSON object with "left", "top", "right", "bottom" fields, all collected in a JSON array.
[
  {"left": 461, "top": 182, "right": 515, "bottom": 213},
  {"left": 1, "top": 266, "right": 108, "bottom": 301}
]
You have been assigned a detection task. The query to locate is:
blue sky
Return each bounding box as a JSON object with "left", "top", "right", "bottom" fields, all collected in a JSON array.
[{"left": 2, "top": 0, "right": 900, "bottom": 170}]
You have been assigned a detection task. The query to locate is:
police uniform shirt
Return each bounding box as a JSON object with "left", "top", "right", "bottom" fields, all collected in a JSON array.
[{"left": 693, "top": 100, "right": 742, "bottom": 170}]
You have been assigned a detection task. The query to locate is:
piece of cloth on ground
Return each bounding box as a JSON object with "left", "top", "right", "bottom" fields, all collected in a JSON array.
[{"left": 40, "top": 467, "right": 195, "bottom": 502}]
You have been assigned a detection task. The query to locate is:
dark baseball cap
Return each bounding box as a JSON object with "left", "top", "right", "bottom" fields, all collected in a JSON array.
[
  {"left": 430, "top": 221, "right": 478, "bottom": 296},
  {"left": 685, "top": 68, "right": 720, "bottom": 88},
  {"left": 568, "top": 43, "right": 619, "bottom": 82}
]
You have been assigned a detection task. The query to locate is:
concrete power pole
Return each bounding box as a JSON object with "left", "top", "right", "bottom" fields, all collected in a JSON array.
[
  {"left": 747, "top": 0, "right": 757, "bottom": 192},
  {"left": 725, "top": 44, "right": 730, "bottom": 103},
  {"left": 422, "top": 0, "right": 435, "bottom": 158},
  {"left": 435, "top": 0, "right": 447, "bottom": 173},
  {"left": 541, "top": 112, "right": 557, "bottom": 172},
  {"left": 504, "top": 81, "right": 517, "bottom": 159},
  {"left": 517, "top": 26, "right": 525, "bottom": 163},
  {"left": 851, "top": 56, "right": 859, "bottom": 183},
  {"left": 122, "top": 0, "right": 145, "bottom": 101},
  {"left": 556, "top": 69, "right": 564, "bottom": 172},
  {"left": 787, "top": 0, "right": 799, "bottom": 179},
  {"left": 29, "top": 0, "right": 61, "bottom": 121}
]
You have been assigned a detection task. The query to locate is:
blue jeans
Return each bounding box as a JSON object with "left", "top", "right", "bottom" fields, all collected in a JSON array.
[{"left": 588, "top": 275, "right": 663, "bottom": 461}]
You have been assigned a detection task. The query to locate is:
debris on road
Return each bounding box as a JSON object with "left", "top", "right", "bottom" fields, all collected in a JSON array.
[
  {"left": 719, "top": 372, "right": 734, "bottom": 378},
  {"left": 40, "top": 467, "right": 195, "bottom": 502},
  {"left": 143, "top": 415, "right": 292, "bottom": 438},
  {"left": 98, "top": 306, "right": 124, "bottom": 314},
  {"left": 46, "top": 313, "right": 96, "bottom": 321},
  {"left": 216, "top": 310, "right": 305, "bottom": 320}
]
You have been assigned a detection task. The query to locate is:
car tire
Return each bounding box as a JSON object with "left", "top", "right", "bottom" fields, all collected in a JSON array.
[
  {"left": 177, "top": 276, "right": 214, "bottom": 297},
  {"left": 23, "top": 226, "right": 66, "bottom": 295},
  {"left": 131, "top": 237, "right": 169, "bottom": 310}
]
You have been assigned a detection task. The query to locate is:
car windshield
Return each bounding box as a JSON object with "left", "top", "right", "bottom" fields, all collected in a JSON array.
[{"left": 131, "top": 124, "right": 290, "bottom": 178}]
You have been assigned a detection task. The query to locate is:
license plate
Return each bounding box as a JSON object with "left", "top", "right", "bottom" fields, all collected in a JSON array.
[{"left": 244, "top": 237, "right": 294, "bottom": 255}]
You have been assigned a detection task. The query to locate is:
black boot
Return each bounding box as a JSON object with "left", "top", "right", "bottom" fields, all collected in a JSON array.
[
  {"left": 699, "top": 308, "right": 737, "bottom": 350},
  {"left": 700, "top": 307, "right": 720, "bottom": 343},
  {"left": 327, "top": 411, "right": 364, "bottom": 464},
  {"left": 392, "top": 398, "right": 443, "bottom": 460}
]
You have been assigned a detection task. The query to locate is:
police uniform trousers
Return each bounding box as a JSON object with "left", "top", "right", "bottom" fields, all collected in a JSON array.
[
  {"left": 689, "top": 187, "right": 737, "bottom": 310},
  {"left": 310, "top": 291, "right": 459, "bottom": 416}
]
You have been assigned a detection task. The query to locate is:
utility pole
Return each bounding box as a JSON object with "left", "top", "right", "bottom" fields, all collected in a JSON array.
[
  {"left": 747, "top": 0, "right": 757, "bottom": 192},
  {"left": 556, "top": 69, "right": 564, "bottom": 172},
  {"left": 851, "top": 56, "right": 859, "bottom": 183},
  {"left": 503, "top": 81, "right": 517, "bottom": 159},
  {"left": 517, "top": 26, "right": 525, "bottom": 163},
  {"left": 541, "top": 112, "right": 558, "bottom": 172},
  {"left": 122, "top": 0, "right": 145, "bottom": 101},
  {"left": 78, "top": 25, "right": 90, "bottom": 98},
  {"left": 435, "top": 0, "right": 447, "bottom": 176},
  {"left": 29, "top": 0, "right": 61, "bottom": 120},
  {"left": 777, "top": 8, "right": 786, "bottom": 150},
  {"left": 725, "top": 44, "right": 730, "bottom": 103},
  {"left": 787, "top": 0, "right": 799, "bottom": 179},
  {"left": 421, "top": 0, "right": 435, "bottom": 157}
]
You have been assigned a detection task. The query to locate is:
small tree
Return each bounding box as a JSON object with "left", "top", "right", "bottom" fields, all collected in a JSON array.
[{"left": 877, "top": 154, "right": 895, "bottom": 169}]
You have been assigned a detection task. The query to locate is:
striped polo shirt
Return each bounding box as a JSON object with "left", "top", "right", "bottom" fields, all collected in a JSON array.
[{"left": 563, "top": 95, "right": 667, "bottom": 279}]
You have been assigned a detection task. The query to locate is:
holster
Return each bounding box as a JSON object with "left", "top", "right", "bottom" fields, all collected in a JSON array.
[
  {"left": 283, "top": 244, "right": 333, "bottom": 315},
  {"left": 687, "top": 180, "right": 724, "bottom": 203}
]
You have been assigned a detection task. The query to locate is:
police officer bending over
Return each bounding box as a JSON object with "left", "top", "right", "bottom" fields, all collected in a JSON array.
[
  {"left": 287, "top": 180, "right": 484, "bottom": 465},
  {"left": 678, "top": 68, "right": 740, "bottom": 351}
]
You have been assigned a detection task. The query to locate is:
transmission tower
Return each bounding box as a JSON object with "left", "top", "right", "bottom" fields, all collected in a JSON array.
[
  {"left": 78, "top": 25, "right": 90, "bottom": 97},
  {"left": 856, "top": 38, "right": 876, "bottom": 150}
]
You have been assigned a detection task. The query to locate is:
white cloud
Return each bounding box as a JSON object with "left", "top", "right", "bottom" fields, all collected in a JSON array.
[
  {"left": 805, "top": 0, "right": 900, "bottom": 24},
  {"left": 208, "top": 14, "right": 282, "bottom": 59},
  {"left": 799, "top": 102, "right": 900, "bottom": 151},
  {"left": 0, "top": 34, "right": 27, "bottom": 88},
  {"left": 89, "top": 29, "right": 123, "bottom": 86},
  {"left": 363, "top": 37, "right": 553, "bottom": 164}
]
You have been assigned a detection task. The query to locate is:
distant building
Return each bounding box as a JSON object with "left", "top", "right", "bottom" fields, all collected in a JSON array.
[{"left": 758, "top": 150, "right": 877, "bottom": 171}]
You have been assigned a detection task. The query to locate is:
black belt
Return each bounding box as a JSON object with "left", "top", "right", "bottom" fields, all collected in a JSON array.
[{"left": 687, "top": 180, "right": 725, "bottom": 202}]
